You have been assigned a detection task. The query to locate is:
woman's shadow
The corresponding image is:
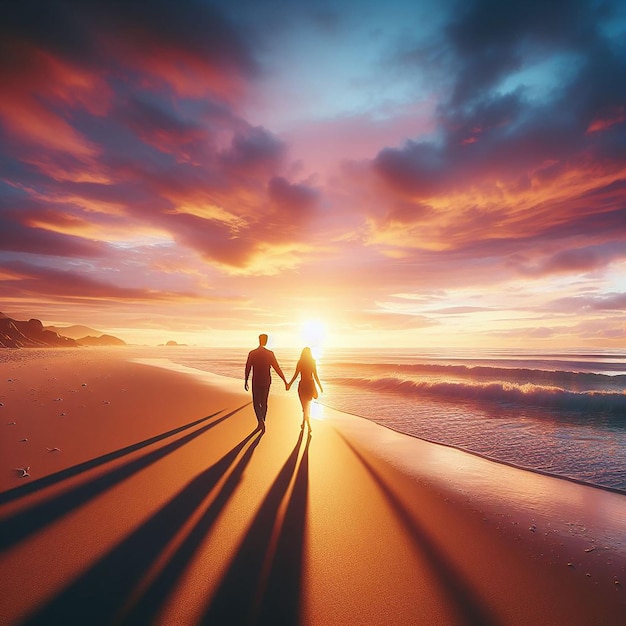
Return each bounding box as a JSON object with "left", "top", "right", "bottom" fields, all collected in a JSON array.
[{"left": 202, "top": 430, "right": 311, "bottom": 625}]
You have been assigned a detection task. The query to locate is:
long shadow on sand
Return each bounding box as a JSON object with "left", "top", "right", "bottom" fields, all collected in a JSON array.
[
  {"left": 22, "top": 426, "right": 264, "bottom": 626},
  {"left": 256, "top": 432, "right": 310, "bottom": 625},
  {"left": 0, "top": 407, "right": 245, "bottom": 505},
  {"left": 202, "top": 430, "right": 310, "bottom": 625},
  {"left": 119, "top": 428, "right": 266, "bottom": 625},
  {"left": 340, "top": 436, "right": 498, "bottom": 626},
  {"left": 0, "top": 404, "right": 249, "bottom": 552}
]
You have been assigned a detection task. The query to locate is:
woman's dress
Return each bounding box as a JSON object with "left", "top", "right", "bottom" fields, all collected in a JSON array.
[{"left": 297, "top": 361, "right": 317, "bottom": 401}]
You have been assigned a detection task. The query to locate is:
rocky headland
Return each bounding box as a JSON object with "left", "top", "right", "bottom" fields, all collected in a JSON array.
[{"left": 0, "top": 313, "right": 125, "bottom": 348}]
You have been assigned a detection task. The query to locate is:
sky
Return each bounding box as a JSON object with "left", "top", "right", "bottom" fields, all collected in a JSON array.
[{"left": 1, "top": 0, "right": 625, "bottom": 350}]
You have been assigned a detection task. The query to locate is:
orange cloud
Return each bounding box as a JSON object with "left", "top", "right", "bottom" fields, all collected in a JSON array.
[
  {"left": 0, "top": 93, "right": 97, "bottom": 158},
  {"left": 122, "top": 49, "right": 248, "bottom": 103},
  {"left": 363, "top": 152, "right": 626, "bottom": 255},
  {"left": 586, "top": 106, "right": 626, "bottom": 134}
]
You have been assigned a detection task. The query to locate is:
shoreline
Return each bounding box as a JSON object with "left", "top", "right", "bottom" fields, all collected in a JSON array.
[
  {"left": 1, "top": 350, "right": 625, "bottom": 625},
  {"left": 6, "top": 344, "right": 624, "bottom": 496},
  {"left": 334, "top": 409, "right": 626, "bottom": 497},
  {"left": 141, "top": 353, "right": 626, "bottom": 496},
  {"left": 146, "top": 359, "right": 626, "bottom": 558}
]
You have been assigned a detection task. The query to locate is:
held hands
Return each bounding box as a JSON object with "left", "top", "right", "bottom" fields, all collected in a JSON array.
[{"left": 285, "top": 382, "right": 291, "bottom": 391}]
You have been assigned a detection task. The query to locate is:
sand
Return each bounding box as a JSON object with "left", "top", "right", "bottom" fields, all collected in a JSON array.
[{"left": 0, "top": 349, "right": 624, "bottom": 625}]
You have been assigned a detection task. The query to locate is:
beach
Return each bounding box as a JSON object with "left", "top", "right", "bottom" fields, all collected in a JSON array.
[{"left": 1, "top": 350, "right": 625, "bottom": 625}]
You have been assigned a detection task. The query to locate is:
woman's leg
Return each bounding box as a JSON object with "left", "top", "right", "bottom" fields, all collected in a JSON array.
[
  {"left": 298, "top": 382, "right": 313, "bottom": 433},
  {"left": 298, "top": 393, "right": 305, "bottom": 428}
]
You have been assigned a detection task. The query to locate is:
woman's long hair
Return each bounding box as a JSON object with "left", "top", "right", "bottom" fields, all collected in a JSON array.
[{"left": 298, "top": 346, "right": 314, "bottom": 367}]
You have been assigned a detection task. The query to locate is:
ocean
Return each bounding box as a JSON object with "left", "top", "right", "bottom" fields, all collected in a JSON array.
[{"left": 166, "top": 346, "right": 626, "bottom": 494}]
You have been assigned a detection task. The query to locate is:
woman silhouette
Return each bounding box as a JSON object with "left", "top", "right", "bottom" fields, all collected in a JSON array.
[{"left": 286, "top": 347, "right": 323, "bottom": 434}]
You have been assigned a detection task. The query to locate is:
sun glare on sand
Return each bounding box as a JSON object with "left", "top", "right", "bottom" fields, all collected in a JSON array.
[{"left": 310, "top": 400, "right": 325, "bottom": 420}]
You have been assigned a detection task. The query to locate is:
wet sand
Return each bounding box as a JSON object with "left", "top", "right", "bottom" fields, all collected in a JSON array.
[{"left": 1, "top": 350, "right": 624, "bottom": 625}]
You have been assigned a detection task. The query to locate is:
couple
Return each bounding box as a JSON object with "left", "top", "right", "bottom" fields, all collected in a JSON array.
[{"left": 244, "top": 333, "right": 323, "bottom": 434}]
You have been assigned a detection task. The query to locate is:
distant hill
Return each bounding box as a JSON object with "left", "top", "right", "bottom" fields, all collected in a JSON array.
[
  {"left": 0, "top": 313, "right": 126, "bottom": 348},
  {"left": 77, "top": 334, "right": 126, "bottom": 347},
  {"left": 46, "top": 324, "right": 103, "bottom": 339}
]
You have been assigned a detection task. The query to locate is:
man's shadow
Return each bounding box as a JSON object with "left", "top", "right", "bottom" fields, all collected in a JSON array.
[
  {"left": 202, "top": 430, "right": 311, "bottom": 625},
  {"left": 120, "top": 426, "right": 266, "bottom": 625},
  {"left": 1, "top": 405, "right": 249, "bottom": 551},
  {"left": 22, "top": 425, "right": 264, "bottom": 626},
  {"left": 0, "top": 407, "right": 236, "bottom": 506}
]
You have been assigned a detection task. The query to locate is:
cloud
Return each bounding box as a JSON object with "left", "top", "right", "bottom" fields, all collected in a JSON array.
[
  {"left": 592, "top": 293, "right": 626, "bottom": 310},
  {"left": 0, "top": 200, "right": 109, "bottom": 258},
  {"left": 0, "top": 1, "right": 330, "bottom": 278},
  {"left": 268, "top": 176, "right": 319, "bottom": 219},
  {"left": 0, "top": 260, "right": 192, "bottom": 302},
  {"left": 551, "top": 291, "right": 626, "bottom": 314},
  {"left": 114, "top": 96, "right": 210, "bottom": 161},
  {"left": 443, "top": 0, "right": 599, "bottom": 107},
  {"left": 0, "top": 0, "right": 258, "bottom": 167},
  {"left": 517, "top": 242, "right": 626, "bottom": 277},
  {"left": 429, "top": 306, "right": 495, "bottom": 315},
  {"left": 219, "top": 126, "right": 286, "bottom": 178},
  {"left": 346, "top": 0, "right": 626, "bottom": 287},
  {"left": 355, "top": 311, "right": 437, "bottom": 331},
  {"left": 1, "top": 0, "right": 625, "bottom": 346}
]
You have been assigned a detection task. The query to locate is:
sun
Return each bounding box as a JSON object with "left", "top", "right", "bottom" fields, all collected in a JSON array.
[{"left": 300, "top": 319, "right": 327, "bottom": 358}]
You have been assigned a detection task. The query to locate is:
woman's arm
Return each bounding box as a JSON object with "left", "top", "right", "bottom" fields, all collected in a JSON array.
[{"left": 286, "top": 363, "right": 301, "bottom": 389}]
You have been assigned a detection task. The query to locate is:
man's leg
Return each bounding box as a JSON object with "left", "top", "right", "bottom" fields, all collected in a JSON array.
[
  {"left": 252, "top": 383, "right": 270, "bottom": 428},
  {"left": 258, "top": 384, "right": 270, "bottom": 421}
]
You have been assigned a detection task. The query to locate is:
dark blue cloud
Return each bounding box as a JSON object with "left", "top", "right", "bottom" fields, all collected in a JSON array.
[
  {"left": 373, "top": 0, "right": 626, "bottom": 204},
  {"left": 1, "top": 0, "right": 258, "bottom": 77}
]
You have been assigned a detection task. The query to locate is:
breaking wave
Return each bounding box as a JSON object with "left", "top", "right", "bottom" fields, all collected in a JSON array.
[
  {"left": 334, "top": 375, "right": 626, "bottom": 414},
  {"left": 343, "top": 361, "right": 626, "bottom": 390}
]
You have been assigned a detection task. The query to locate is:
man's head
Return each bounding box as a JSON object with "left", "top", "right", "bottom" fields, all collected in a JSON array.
[{"left": 258, "top": 333, "right": 268, "bottom": 346}]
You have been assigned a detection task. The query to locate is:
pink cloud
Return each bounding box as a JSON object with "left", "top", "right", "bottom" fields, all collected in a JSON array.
[
  {"left": 283, "top": 101, "right": 436, "bottom": 178},
  {"left": 0, "top": 261, "right": 191, "bottom": 302},
  {"left": 0, "top": 39, "right": 110, "bottom": 158}
]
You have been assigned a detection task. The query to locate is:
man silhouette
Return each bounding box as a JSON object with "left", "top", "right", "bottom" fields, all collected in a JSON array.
[{"left": 245, "top": 334, "right": 287, "bottom": 431}]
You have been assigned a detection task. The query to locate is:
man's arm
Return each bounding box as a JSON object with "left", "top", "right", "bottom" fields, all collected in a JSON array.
[
  {"left": 244, "top": 353, "right": 252, "bottom": 391},
  {"left": 286, "top": 363, "right": 300, "bottom": 390},
  {"left": 271, "top": 352, "right": 287, "bottom": 384}
]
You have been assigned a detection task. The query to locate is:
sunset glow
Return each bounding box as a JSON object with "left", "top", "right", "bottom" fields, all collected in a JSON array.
[
  {"left": 1, "top": 0, "right": 625, "bottom": 350},
  {"left": 300, "top": 319, "right": 327, "bottom": 358}
]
